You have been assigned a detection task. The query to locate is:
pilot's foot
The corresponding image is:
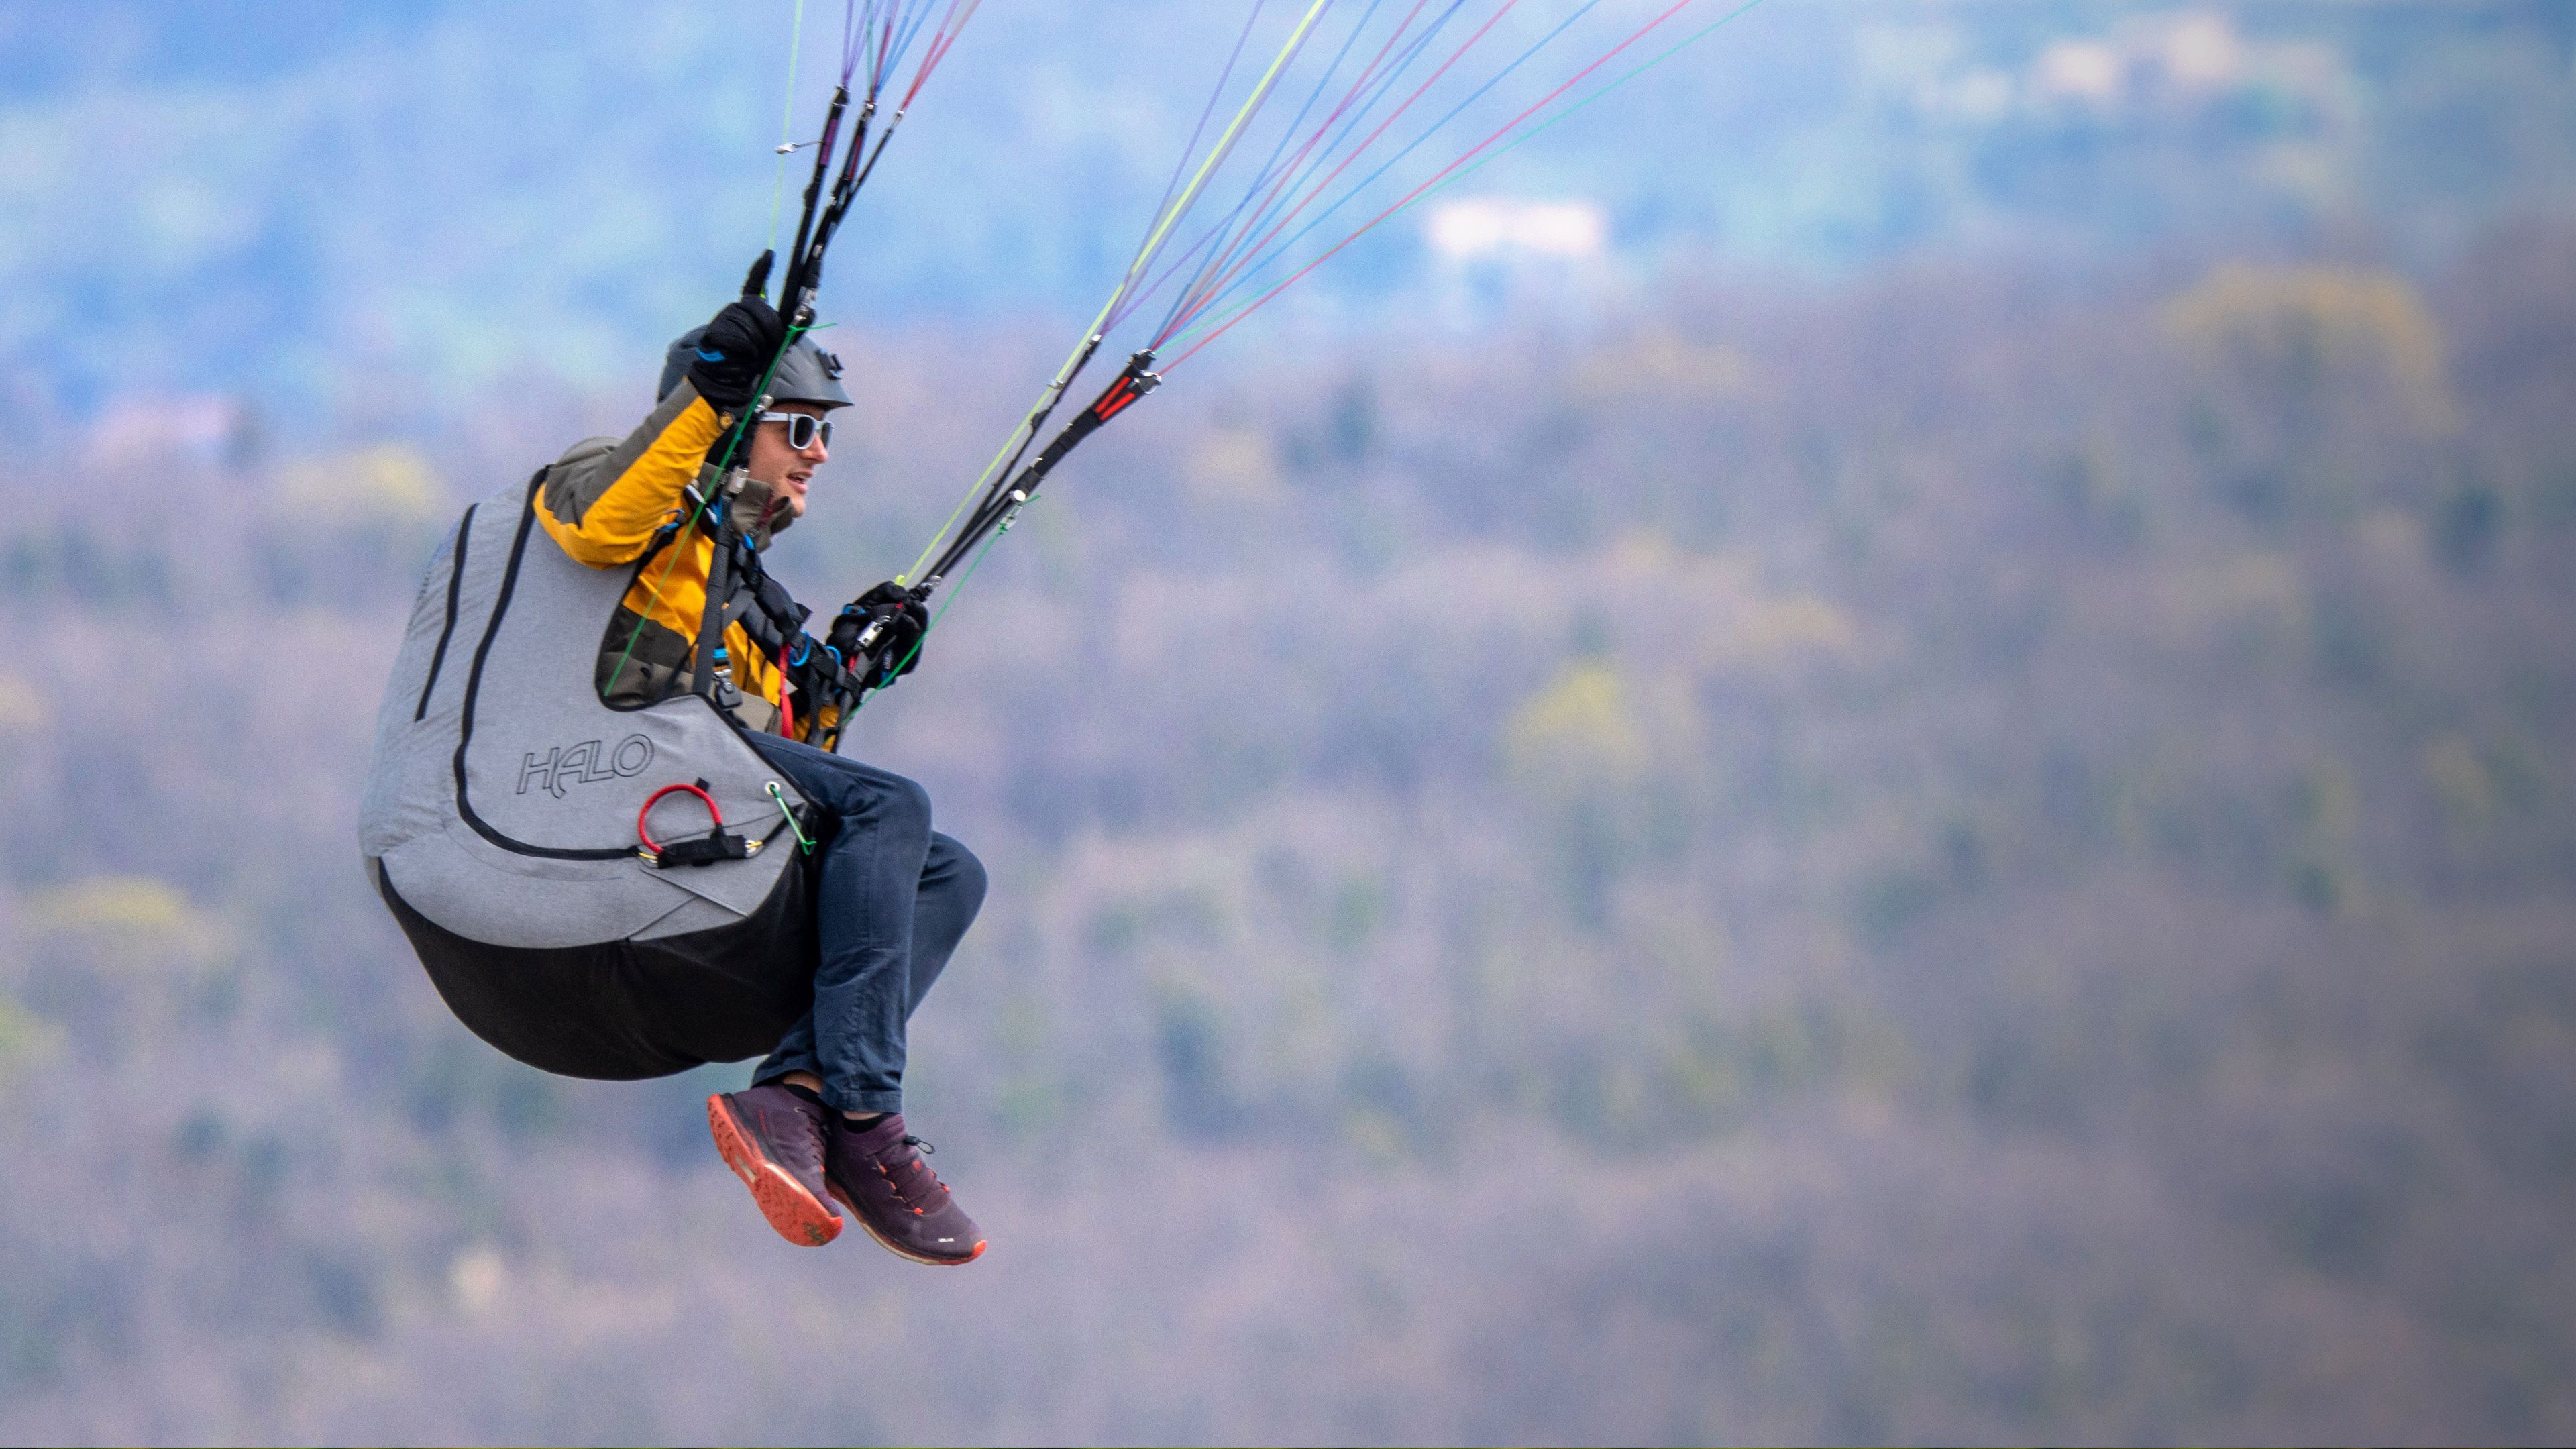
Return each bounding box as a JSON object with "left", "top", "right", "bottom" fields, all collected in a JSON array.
[
  {"left": 707, "top": 1083, "right": 843, "bottom": 1247},
  {"left": 825, "top": 1113, "right": 986, "bottom": 1265}
]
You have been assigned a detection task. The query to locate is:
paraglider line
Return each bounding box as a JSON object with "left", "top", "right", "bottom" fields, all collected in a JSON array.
[
  {"left": 1166, "top": 0, "right": 1602, "bottom": 341},
  {"left": 769, "top": 0, "right": 810, "bottom": 258},
  {"left": 1122, "top": 0, "right": 1270, "bottom": 312},
  {"left": 863, "top": 498, "right": 1008, "bottom": 702},
  {"left": 891, "top": 0, "right": 1771, "bottom": 660},
  {"left": 1142, "top": 0, "right": 1454, "bottom": 339},
  {"left": 902, "top": 0, "right": 1331, "bottom": 586},
  {"left": 767, "top": 780, "right": 815, "bottom": 853},
  {"left": 1119, "top": 0, "right": 1412, "bottom": 335},
  {"left": 1130, "top": 0, "right": 1472, "bottom": 337},
  {"left": 1157, "top": 0, "right": 1528, "bottom": 347},
  {"left": 1121, "top": 0, "right": 1472, "bottom": 337},
  {"left": 1159, "top": 0, "right": 1504, "bottom": 343},
  {"left": 1171, "top": 0, "right": 1760, "bottom": 364}
]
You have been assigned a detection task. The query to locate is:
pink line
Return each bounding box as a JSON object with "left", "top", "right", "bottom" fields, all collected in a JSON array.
[
  {"left": 1159, "top": 0, "right": 1442, "bottom": 337},
  {"left": 901, "top": 0, "right": 977, "bottom": 108},
  {"left": 1174, "top": 0, "right": 1703, "bottom": 367},
  {"left": 1167, "top": 0, "right": 1526, "bottom": 343}
]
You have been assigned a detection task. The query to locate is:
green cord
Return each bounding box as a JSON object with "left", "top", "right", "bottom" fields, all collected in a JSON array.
[
  {"left": 853, "top": 493, "right": 1012, "bottom": 709},
  {"left": 881, "top": 1, "right": 1774, "bottom": 694},
  {"left": 767, "top": 780, "right": 814, "bottom": 853},
  {"left": 769, "top": 0, "right": 809, "bottom": 255},
  {"left": 912, "top": 504, "right": 1009, "bottom": 647},
  {"left": 900, "top": 0, "right": 1335, "bottom": 586},
  {"left": 603, "top": 323, "right": 811, "bottom": 701},
  {"left": 1169, "top": 0, "right": 1774, "bottom": 353}
]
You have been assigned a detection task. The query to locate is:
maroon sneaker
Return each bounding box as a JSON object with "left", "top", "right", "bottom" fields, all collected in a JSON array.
[
  {"left": 707, "top": 1085, "right": 843, "bottom": 1247},
  {"left": 824, "top": 1114, "right": 986, "bottom": 1265}
]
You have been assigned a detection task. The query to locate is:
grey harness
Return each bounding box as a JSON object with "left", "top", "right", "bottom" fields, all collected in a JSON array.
[
  {"left": 361, "top": 472, "right": 809, "bottom": 947},
  {"left": 355, "top": 473, "right": 840, "bottom": 1081}
]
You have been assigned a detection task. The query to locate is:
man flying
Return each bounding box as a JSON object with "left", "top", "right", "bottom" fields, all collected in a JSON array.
[{"left": 533, "top": 289, "right": 987, "bottom": 1263}]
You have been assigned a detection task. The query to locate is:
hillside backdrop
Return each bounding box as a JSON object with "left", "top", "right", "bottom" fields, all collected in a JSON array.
[{"left": 2, "top": 2, "right": 2573, "bottom": 1442}]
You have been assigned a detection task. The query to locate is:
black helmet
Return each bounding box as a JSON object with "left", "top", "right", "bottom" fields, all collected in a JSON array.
[{"left": 657, "top": 327, "right": 853, "bottom": 411}]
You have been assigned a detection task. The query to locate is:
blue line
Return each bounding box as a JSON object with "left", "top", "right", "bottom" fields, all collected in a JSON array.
[
  {"left": 1157, "top": 0, "right": 1482, "bottom": 344},
  {"left": 883, "top": 0, "right": 939, "bottom": 93},
  {"left": 1148, "top": 0, "right": 1387, "bottom": 341},
  {"left": 1120, "top": 1, "right": 1469, "bottom": 332},
  {"left": 1146, "top": 0, "right": 1472, "bottom": 340},
  {"left": 1173, "top": 0, "right": 1603, "bottom": 345},
  {"left": 1119, "top": 0, "right": 1272, "bottom": 313}
]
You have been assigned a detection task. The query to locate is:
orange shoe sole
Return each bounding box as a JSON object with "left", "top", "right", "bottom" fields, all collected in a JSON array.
[{"left": 706, "top": 1094, "right": 843, "bottom": 1247}]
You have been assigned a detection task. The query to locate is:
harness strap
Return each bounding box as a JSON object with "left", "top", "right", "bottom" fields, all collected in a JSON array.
[{"left": 690, "top": 511, "right": 740, "bottom": 701}]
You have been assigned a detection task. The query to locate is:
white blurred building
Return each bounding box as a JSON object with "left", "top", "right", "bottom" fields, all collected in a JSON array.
[{"left": 1421, "top": 196, "right": 1614, "bottom": 331}]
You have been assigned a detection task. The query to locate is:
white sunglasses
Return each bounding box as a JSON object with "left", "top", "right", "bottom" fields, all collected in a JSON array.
[{"left": 756, "top": 411, "right": 835, "bottom": 451}]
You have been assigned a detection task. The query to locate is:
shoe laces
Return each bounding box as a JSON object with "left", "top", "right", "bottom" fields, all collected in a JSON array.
[{"left": 885, "top": 1135, "right": 949, "bottom": 1203}]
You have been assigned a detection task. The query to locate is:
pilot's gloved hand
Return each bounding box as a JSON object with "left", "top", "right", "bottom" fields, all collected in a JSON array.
[
  {"left": 831, "top": 581, "right": 930, "bottom": 679},
  {"left": 688, "top": 295, "right": 787, "bottom": 416}
]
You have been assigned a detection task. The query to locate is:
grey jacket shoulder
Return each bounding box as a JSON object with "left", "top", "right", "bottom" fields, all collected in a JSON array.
[
  {"left": 540, "top": 380, "right": 704, "bottom": 527},
  {"left": 540, "top": 435, "right": 619, "bottom": 524}
]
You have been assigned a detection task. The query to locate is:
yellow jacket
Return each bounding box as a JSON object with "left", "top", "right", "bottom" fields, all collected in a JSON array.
[{"left": 536, "top": 380, "right": 830, "bottom": 743}]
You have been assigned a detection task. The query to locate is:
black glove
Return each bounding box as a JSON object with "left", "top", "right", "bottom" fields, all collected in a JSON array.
[
  {"left": 829, "top": 581, "right": 930, "bottom": 679},
  {"left": 688, "top": 294, "right": 787, "bottom": 415}
]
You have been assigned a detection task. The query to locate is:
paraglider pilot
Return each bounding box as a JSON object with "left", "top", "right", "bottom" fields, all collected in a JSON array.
[{"left": 540, "top": 292, "right": 988, "bottom": 1263}]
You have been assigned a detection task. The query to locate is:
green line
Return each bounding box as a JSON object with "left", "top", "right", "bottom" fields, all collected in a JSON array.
[
  {"left": 920, "top": 506, "right": 1003, "bottom": 634},
  {"left": 1171, "top": 0, "right": 1772, "bottom": 352},
  {"left": 767, "top": 780, "right": 814, "bottom": 853},
  {"left": 894, "top": 0, "right": 1772, "bottom": 674},
  {"left": 902, "top": 0, "right": 1334, "bottom": 586},
  {"left": 1118, "top": 0, "right": 1334, "bottom": 316},
  {"left": 770, "top": 0, "right": 809, "bottom": 256},
  {"left": 604, "top": 324, "right": 810, "bottom": 700},
  {"left": 861, "top": 490, "right": 1010, "bottom": 702}
]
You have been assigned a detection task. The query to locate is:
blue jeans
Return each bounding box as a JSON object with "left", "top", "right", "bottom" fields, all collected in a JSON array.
[{"left": 745, "top": 733, "right": 985, "bottom": 1114}]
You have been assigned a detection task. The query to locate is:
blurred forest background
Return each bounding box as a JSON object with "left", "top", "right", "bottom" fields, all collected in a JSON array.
[{"left": 3, "top": 1, "right": 2575, "bottom": 1443}]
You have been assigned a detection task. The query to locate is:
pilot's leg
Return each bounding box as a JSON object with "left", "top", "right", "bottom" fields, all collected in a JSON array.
[
  {"left": 904, "top": 831, "right": 987, "bottom": 1016},
  {"left": 743, "top": 733, "right": 946, "bottom": 1116},
  {"left": 742, "top": 828, "right": 982, "bottom": 1093}
]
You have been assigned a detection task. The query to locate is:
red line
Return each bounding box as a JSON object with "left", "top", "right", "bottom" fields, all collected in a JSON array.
[
  {"left": 900, "top": 0, "right": 974, "bottom": 108},
  {"left": 1124, "top": 0, "right": 1436, "bottom": 337},
  {"left": 1174, "top": 0, "right": 1704, "bottom": 368},
  {"left": 1165, "top": 0, "right": 1524, "bottom": 345},
  {"left": 1159, "top": 0, "right": 1440, "bottom": 341}
]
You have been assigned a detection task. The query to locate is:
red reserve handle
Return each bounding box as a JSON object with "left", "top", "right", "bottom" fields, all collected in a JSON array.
[{"left": 637, "top": 782, "right": 724, "bottom": 857}]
